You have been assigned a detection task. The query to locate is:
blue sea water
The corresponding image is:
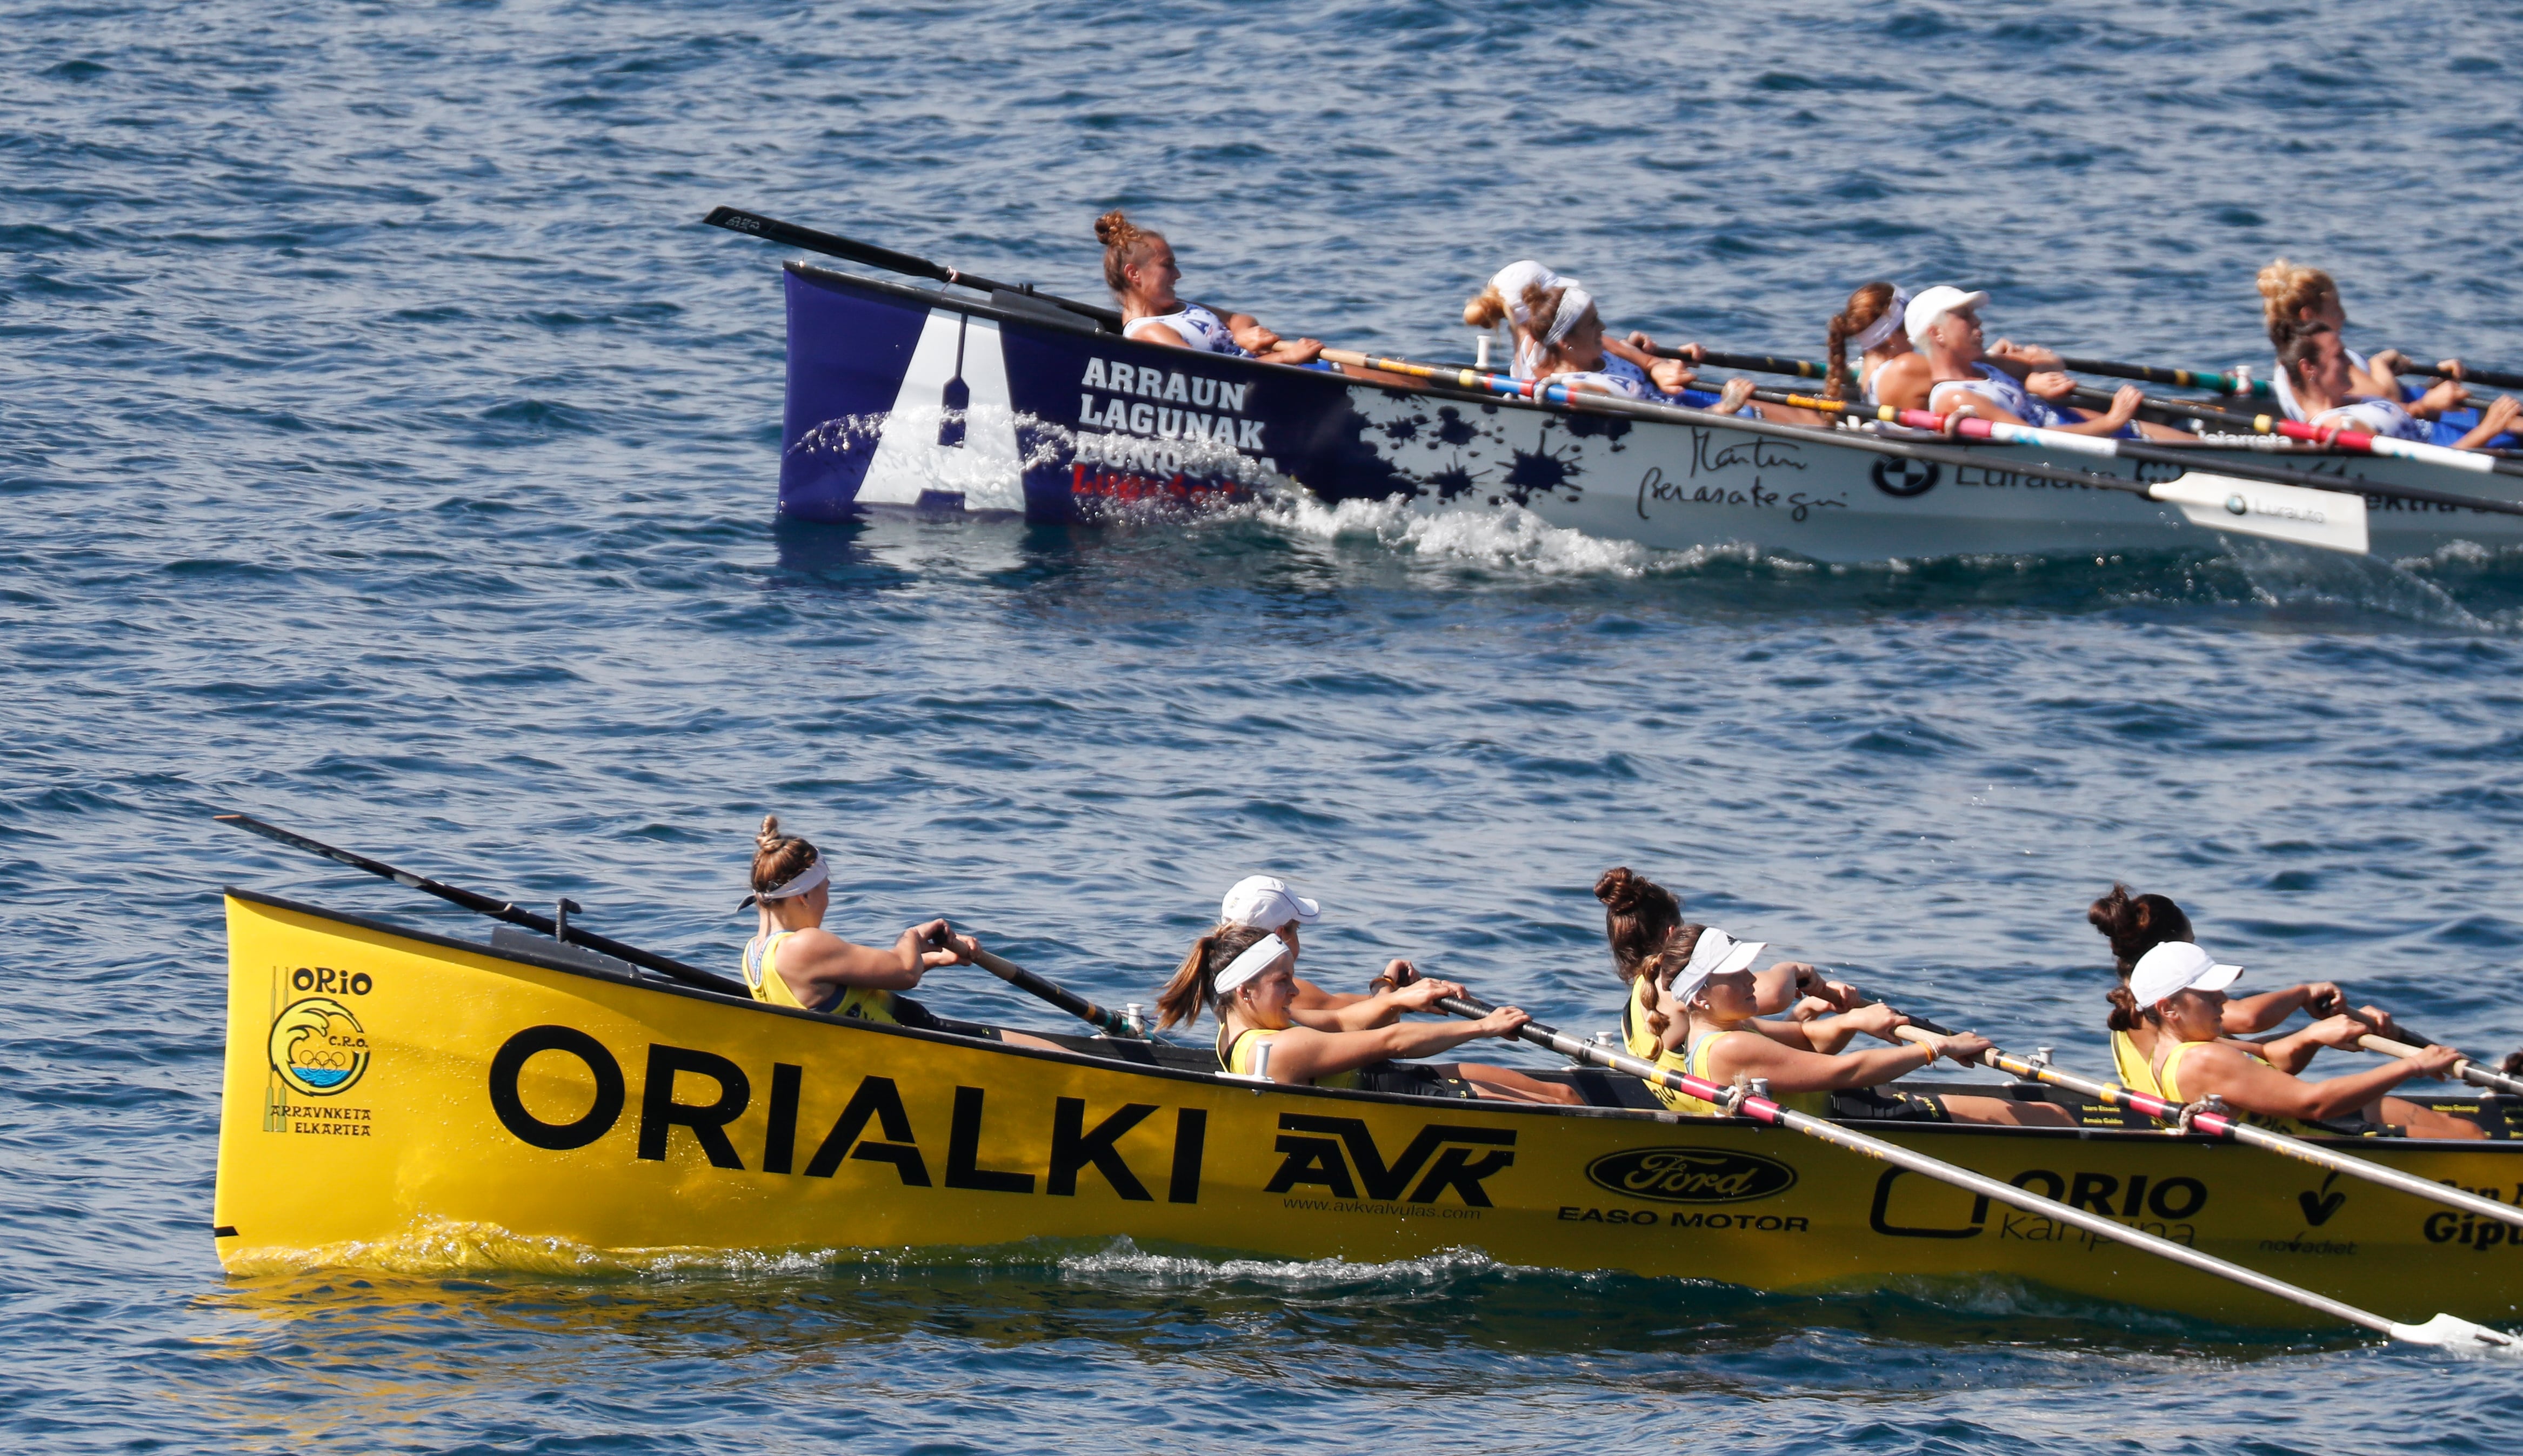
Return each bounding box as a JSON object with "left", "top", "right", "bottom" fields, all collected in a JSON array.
[{"left": 8, "top": 0, "right": 2523, "bottom": 1450}]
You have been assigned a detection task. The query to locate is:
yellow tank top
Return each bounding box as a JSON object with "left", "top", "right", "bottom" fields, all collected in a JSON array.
[
  {"left": 1623, "top": 976, "right": 1660, "bottom": 1061},
  {"left": 742, "top": 930, "right": 900, "bottom": 1023},
  {"left": 1648, "top": 1028, "right": 1830, "bottom": 1117},
  {"left": 2154, "top": 1039, "right": 2323, "bottom": 1135},
  {"left": 1217, "top": 1025, "right": 1360, "bottom": 1090},
  {"left": 2111, "top": 1027, "right": 2164, "bottom": 1098}
]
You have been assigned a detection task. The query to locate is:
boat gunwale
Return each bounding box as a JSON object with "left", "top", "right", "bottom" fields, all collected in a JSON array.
[{"left": 226, "top": 885, "right": 2522, "bottom": 1153}]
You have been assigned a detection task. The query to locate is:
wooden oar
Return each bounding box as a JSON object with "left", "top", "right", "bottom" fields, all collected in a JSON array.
[
  {"left": 1881, "top": 1024, "right": 2523, "bottom": 1232},
  {"left": 1320, "top": 348, "right": 2373, "bottom": 553},
  {"left": 1432, "top": 992, "right": 2511, "bottom": 1347},
  {"left": 939, "top": 929, "right": 1144, "bottom": 1039},
  {"left": 216, "top": 813, "right": 749, "bottom": 997},
  {"left": 702, "top": 205, "right": 1124, "bottom": 331},
  {"left": 2357, "top": 1032, "right": 2523, "bottom": 1098}
]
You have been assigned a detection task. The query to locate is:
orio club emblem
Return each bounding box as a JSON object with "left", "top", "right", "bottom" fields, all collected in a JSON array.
[{"left": 268, "top": 997, "right": 371, "bottom": 1098}]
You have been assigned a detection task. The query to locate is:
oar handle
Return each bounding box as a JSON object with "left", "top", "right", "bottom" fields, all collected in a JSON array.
[
  {"left": 2359, "top": 1033, "right": 2523, "bottom": 1097},
  {"left": 1426, "top": 994, "right": 2486, "bottom": 1342},
  {"left": 216, "top": 813, "right": 747, "bottom": 997},
  {"left": 2059, "top": 356, "right": 2276, "bottom": 399},
  {"left": 959, "top": 941, "right": 1141, "bottom": 1038},
  {"left": 702, "top": 206, "right": 1124, "bottom": 331}
]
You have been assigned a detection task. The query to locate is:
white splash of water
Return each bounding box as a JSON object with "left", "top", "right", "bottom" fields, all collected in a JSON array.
[{"left": 1246, "top": 493, "right": 1752, "bottom": 579}]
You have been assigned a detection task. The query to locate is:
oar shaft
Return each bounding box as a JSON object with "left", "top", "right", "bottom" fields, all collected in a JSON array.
[
  {"left": 216, "top": 813, "right": 747, "bottom": 997},
  {"left": 961, "top": 943, "right": 1139, "bottom": 1038},
  {"left": 2395, "top": 359, "right": 2523, "bottom": 392},
  {"left": 1887, "top": 1028, "right": 2523, "bottom": 1231},
  {"left": 2060, "top": 357, "right": 2276, "bottom": 400},
  {"left": 1433, "top": 997, "right": 2404, "bottom": 1337},
  {"left": 2360, "top": 1033, "right": 2523, "bottom": 1098},
  {"left": 702, "top": 206, "right": 1123, "bottom": 331}
]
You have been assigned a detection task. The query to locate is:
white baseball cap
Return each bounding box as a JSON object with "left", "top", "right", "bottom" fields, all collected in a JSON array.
[
  {"left": 1660, "top": 927, "right": 1767, "bottom": 1007},
  {"left": 1904, "top": 284, "right": 1991, "bottom": 345},
  {"left": 1220, "top": 874, "right": 1321, "bottom": 931},
  {"left": 2127, "top": 941, "right": 2244, "bottom": 1006}
]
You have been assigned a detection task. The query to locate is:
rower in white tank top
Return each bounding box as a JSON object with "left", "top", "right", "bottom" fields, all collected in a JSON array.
[
  {"left": 1123, "top": 302, "right": 1253, "bottom": 358},
  {"left": 1930, "top": 363, "right": 2085, "bottom": 431}
]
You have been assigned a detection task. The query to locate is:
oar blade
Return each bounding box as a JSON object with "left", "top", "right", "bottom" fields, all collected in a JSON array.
[
  {"left": 2387, "top": 1313, "right": 2520, "bottom": 1351},
  {"left": 2150, "top": 472, "right": 2370, "bottom": 555}
]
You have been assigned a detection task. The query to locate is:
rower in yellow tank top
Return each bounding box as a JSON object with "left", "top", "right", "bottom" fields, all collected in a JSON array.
[
  {"left": 1185, "top": 925, "right": 1543, "bottom": 1099},
  {"left": 1645, "top": 923, "right": 2075, "bottom": 1127},
  {"left": 2111, "top": 1027, "right": 2164, "bottom": 1098},
  {"left": 737, "top": 814, "right": 977, "bottom": 1021},
  {"left": 1217, "top": 1024, "right": 1361, "bottom": 1090},
  {"left": 2128, "top": 940, "right": 2484, "bottom": 1140},
  {"left": 743, "top": 927, "right": 906, "bottom": 1022}
]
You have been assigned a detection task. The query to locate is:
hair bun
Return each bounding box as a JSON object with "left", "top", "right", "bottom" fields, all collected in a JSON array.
[
  {"left": 1094, "top": 209, "right": 1134, "bottom": 246},
  {"left": 756, "top": 813, "right": 785, "bottom": 854},
  {"left": 1593, "top": 866, "right": 1639, "bottom": 913}
]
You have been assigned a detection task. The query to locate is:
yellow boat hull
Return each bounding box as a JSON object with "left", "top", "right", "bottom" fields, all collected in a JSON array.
[{"left": 216, "top": 890, "right": 2523, "bottom": 1326}]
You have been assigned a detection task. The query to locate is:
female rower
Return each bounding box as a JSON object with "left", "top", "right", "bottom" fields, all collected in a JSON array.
[
  {"left": 2257, "top": 259, "right": 2471, "bottom": 424},
  {"left": 1170, "top": 925, "right": 1564, "bottom": 1101},
  {"left": 2279, "top": 323, "right": 2521, "bottom": 453},
  {"left": 1824, "top": 281, "right": 1930, "bottom": 410},
  {"left": 1643, "top": 924, "right": 2074, "bottom": 1125},
  {"left": 2132, "top": 941, "right": 2483, "bottom": 1139},
  {"left": 2090, "top": 883, "right": 2399, "bottom": 1096},
  {"left": 1464, "top": 259, "right": 1573, "bottom": 379},
  {"left": 1097, "top": 211, "right": 1323, "bottom": 365},
  {"left": 1167, "top": 876, "right": 1583, "bottom": 1104},
  {"left": 1521, "top": 285, "right": 1829, "bottom": 424},
  {"left": 742, "top": 816, "right": 1059, "bottom": 1047},
  {"left": 1594, "top": 866, "right": 1855, "bottom": 1062},
  {"left": 1907, "top": 285, "right": 2187, "bottom": 440}
]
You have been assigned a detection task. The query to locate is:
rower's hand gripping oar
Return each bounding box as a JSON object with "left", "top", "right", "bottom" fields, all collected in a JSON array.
[
  {"left": 701, "top": 206, "right": 1123, "bottom": 331},
  {"left": 930, "top": 925, "right": 1145, "bottom": 1039},
  {"left": 215, "top": 813, "right": 749, "bottom": 997},
  {"left": 2354, "top": 1031, "right": 2523, "bottom": 1098},
  {"left": 1432, "top": 991, "right": 2514, "bottom": 1348},
  {"left": 1877, "top": 1020, "right": 2523, "bottom": 1234}
]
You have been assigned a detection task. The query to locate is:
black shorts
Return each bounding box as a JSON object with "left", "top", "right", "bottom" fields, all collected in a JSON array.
[
  {"left": 869, "top": 994, "right": 1002, "bottom": 1041},
  {"left": 1356, "top": 1063, "right": 1478, "bottom": 1100},
  {"left": 1827, "top": 1086, "right": 1952, "bottom": 1123}
]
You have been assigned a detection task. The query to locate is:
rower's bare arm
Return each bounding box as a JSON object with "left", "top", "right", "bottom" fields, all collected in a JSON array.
[
  {"left": 2454, "top": 396, "right": 2521, "bottom": 451},
  {"left": 778, "top": 926, "right": 931, "bottom": 1000},
  {"left": 2185, "top": 1040, "right": 2448, "bottom": 1121},
  {"left": 2224, "top": 983, "right": 2328, "bottom": 1034},
  {"left": 1707, "top": 1033, "right": 1930, "bottom": 1096},
  {"left": 1796, "top": 1003, "right": 1910, "bottom": 1056},
  {"left": 1265, "top": 1007, "right": 1525, "bottom": 1081}
]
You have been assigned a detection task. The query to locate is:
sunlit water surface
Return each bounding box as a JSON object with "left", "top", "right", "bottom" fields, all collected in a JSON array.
[{"left": 8, "top": 1, "right": 2523, "bottom": 1450}]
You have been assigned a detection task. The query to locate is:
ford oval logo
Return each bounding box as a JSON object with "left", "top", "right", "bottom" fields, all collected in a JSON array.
[{"left": 1585, "top": 1146, "right": 1798, "bottom": 1204}]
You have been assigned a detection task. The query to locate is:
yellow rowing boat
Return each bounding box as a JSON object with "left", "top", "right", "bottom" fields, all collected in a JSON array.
[{"left": 216, "top": 889, "right": 2523, "bottom": 1325}]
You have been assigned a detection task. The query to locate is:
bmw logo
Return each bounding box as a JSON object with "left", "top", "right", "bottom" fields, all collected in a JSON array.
[{"left": 1871, "top": 458, "right": 1940, "bottom": 498}]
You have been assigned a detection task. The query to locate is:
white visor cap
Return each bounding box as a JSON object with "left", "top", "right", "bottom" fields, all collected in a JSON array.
[
  {"left": 1661, "top": 928, "right": 1768, "bottom": 1008},
  {"left": 1904, "top": 284, "right": 1991, "bottom": 345},
  {"left": 1220, "top": 874, "right": 1321, "bottom": 932},
  {"left": 2127, "top": 941, "right": 2244, "bottom": 1006},
  {"left": 1212, "top": 933, "right": 1293, "bottom": 996}
]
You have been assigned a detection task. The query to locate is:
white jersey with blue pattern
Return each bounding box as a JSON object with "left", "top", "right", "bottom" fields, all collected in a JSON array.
[{"left": 1124, "top": 302, "right": 1253, "bottom": 357}]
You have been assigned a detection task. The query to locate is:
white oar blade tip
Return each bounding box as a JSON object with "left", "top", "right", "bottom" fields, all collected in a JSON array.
[
  {"left": 2387, "top": 1313, "right": 2520, "bottom": 1351},
  {"left": 2151, "top": 472, "right": 2370, "bottom": 555}
]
